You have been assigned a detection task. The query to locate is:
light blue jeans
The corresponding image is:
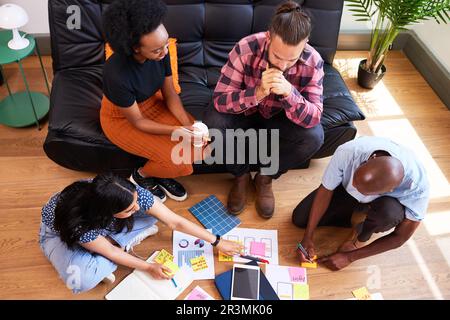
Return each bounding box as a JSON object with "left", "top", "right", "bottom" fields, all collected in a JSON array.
[{"left": 39, "top": 210, "right": 157, "bottom": 293}]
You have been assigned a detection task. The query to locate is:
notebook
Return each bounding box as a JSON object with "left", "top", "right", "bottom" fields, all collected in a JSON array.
[
  {"left": 105, "top": 251, "right": 193, "bottom": 300},
  {"left": 188, "top": 195, "right": 241, "bottom": 236},
  {"left": 214, "top": 261, "right": 279, "bottom": 300}
]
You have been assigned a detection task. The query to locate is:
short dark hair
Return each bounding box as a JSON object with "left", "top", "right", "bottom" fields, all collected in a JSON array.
[
  {"left": 53, "top": 173, "right": 137, "bottom": 248},
  {"left": 102, "top": 0, "right": 168, "bottom": 56},
  {"left": 269, "top": 1, "right": 312, "bottom": 45}
]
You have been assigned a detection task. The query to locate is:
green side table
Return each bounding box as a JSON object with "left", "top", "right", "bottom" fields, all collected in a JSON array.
[{"left": 0, "top": 30, "right": 50, "bottom": 130}]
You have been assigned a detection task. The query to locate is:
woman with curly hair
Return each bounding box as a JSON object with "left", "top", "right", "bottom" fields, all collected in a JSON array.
[
  {"left": 101, "top": 0, "right": 205, "bottom": 202},
  {"left": 39, "top": 173, "right": 242, "bottom": 293}
]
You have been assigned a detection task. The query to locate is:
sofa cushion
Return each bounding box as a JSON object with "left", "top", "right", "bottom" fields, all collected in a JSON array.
[
  {"left": 322, "top": 64, "right": 365, "bottom": 129},
  {"left": 180, "top": 82, "right": 213, "bottom": 120},
  {"left": 49, "top": 0, "right": 105, "bottom": 72},
  {"left": 48, "top": 65, "right": 111, "bottom": 146}
]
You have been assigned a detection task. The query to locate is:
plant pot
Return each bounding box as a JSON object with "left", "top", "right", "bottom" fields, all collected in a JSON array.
[{"left": 357, "top": 59, "right": 386, "bottom": 89}]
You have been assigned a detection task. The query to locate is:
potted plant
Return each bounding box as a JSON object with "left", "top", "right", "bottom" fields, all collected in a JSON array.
[{"left": 346, "top": 0, "right": 450, "bottom": 89}]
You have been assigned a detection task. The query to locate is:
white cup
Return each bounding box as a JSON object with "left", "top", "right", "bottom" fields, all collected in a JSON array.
[{"left": 192, "top": 121, "right": 209, "bottom": 147}]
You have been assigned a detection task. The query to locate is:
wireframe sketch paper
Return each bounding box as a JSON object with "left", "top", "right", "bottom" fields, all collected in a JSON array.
[
  {"left": 173, "top": 230, "right": 215, "bottom": 280},
  {"left": 265, "top": 264, "right": 309, "bottom": 300},
  {"left": 220, "top": 228, "right": 278, "bottom": 264},
  {"left": 105, "top": 251, "right": 193, "bottom": 300}
]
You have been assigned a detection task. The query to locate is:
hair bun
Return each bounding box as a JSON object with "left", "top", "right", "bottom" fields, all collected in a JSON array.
[{"left": 276, "top": 1, "right": 303, "bottom": 15}]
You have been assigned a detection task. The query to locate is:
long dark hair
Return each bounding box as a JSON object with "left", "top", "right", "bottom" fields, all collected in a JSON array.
[
  {"left": 53, "top": 173, "right": 137, "bottom": 248},
  {"left": 269, "top": 1, "right": 312, "bottom": 45}
]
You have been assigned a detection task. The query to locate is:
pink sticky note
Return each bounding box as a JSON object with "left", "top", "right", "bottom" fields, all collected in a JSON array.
[
  {"left": 288, "top": 267, "right": 307, "bottom": 283},
  {"left": 187, "top": 288, "right": 207, "bottom": 300},
  {"left": 250, "top": 241, "right": 266, "bottom": 256}
]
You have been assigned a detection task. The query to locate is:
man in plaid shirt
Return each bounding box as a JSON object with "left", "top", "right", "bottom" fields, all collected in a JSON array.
[{"left": 204, "top": 1, "right": 324, "bottom": 218}]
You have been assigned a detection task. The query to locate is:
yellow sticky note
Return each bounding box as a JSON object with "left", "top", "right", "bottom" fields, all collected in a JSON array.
[
  {"left": 218, "top": 252, "right": 233, "bottom": 262},
  {"left": 163, "top": 259, "right": 179, "bottom": 277},
  {"left": 293, "top": 284, "right": 310, "bottom": 300},
  {"left": 190, "top": 256, "right": 208, "bottom": 272},
  {"left": 352, "top": 287, "right": 372, "bottom": 300},
  {"left": 218, "top": 240, "right": 243, "bottom": 262},
  {"left": 300, "top": 255, "right": 318, "bottom": 269},
  {"left": 154, "top": 249, "right": 173, "bottom": 264}
]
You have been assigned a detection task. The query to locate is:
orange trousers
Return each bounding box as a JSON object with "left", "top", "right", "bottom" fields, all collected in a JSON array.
[{"left": 100, "top": 94, "right": 195, "bottom": 178}]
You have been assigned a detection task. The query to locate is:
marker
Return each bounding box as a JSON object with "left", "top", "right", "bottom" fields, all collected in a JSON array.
[
  {"left": 297, "top": 242, "right": 313, "bottom": 263},
  {"left": 171, "top": 278, "right": 178, "bottom": 288},
  {"left": 239, "top": 254, "right": 270, "bottom": 264}
]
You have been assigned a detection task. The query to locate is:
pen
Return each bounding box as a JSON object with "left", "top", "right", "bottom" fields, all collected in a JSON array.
[
  {"left": 239, "top": 254, "right": 270, "bottom": 264},
  {"left": 297, "top": 243, "right": 313, "bottom": 263},
  {"left": 171, "top": 278, "right": 178, "bottom": 288}
]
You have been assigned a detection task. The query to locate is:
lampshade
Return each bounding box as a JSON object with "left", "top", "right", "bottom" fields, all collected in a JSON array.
[
  {"left": 0, "top": 4, "right": 29, "bottom": 50},
  {"left": 0, "top": 4, "right": 29, "bottom": 29}
]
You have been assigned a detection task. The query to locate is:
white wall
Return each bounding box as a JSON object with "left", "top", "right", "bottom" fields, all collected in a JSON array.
[
  {"left": 1, "top": 0, "right": 449, "bottom": 72},
  {"left": 341, "top": 4, "right": 372, "bottom": 31},
  {"left": 0, "top": 0, "right": 49, "bottom": 34},
  {"left": 411, "top": 20, "right": 450, "bottom": 73}
]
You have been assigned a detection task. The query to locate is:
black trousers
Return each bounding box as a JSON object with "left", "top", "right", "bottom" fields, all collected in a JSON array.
[
  {"left": 292, "top": 185, "right": 405, "bottom": 242},
  {"left": 203, "top": 105, "right": 324, "bottom": 179}
]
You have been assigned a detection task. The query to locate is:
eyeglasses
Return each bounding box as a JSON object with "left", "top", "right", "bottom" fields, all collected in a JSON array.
[{"left": 150, "top": 43, "right": 169, "bottom": 55}]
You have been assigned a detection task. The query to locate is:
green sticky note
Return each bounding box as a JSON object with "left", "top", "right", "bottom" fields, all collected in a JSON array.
[
  {"left": 293, "top": 284, "right": 310, "bottom": 300},
  {"left": 163, "top": 260, "right": 179, "bottom": 276}
]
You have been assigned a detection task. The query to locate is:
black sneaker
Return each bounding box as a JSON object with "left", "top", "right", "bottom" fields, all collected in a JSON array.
[
  {"left": 131, "top": 169, "right": 167, "bottom": 203},
  {"left": 156, "top": 178, "right": 187, "bottom": 201}
]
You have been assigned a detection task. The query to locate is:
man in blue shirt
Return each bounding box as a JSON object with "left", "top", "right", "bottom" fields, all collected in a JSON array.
[{"left": 292, "top": 136, "right": 429, "bottom": 270}]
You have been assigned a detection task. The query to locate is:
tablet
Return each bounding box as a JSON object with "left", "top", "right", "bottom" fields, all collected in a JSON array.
[{"left": 230, "top": 264, "right": 260, "bottom": 300}]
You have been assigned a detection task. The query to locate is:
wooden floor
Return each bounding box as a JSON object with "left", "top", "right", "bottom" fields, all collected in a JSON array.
[{"left": 0, "top": 51, "right": 449, "bottom": 300}]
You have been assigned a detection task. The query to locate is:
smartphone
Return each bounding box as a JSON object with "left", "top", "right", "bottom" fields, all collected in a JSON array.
[{"left": 230, "top": 264, "right": 260, "bottom": 300}]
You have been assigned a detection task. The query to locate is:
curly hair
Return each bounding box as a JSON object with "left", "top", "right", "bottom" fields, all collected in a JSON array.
[{"left": 102, "top": 0, "right": 168, "bottom": 56}]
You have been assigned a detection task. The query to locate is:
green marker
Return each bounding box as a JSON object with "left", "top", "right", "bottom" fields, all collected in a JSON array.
[{"left": 297, "top": 242, "right": 313, "bottom": 263}]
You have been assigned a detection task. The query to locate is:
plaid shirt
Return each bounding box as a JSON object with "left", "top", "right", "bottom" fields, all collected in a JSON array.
[{"left": 213, "top": 32, "right": 324, "bottom": 128}]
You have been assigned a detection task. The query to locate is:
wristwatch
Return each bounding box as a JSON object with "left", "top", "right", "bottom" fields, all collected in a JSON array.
[{"left": 211, "top": 234, "right": 221, "bottom": 247}]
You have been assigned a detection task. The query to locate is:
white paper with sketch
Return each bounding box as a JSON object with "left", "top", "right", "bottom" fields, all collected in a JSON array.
[
  {"left": 173, "top": 230, "right": 215, "bottom": 280},
  {"left": 222, "top": 227, "right": 278, "bottom": 264},
  {"left": 265, "top": 264, "right": 308, "bottom": 300},
  {"left": 105, "top": 251, "right": 193, "bottom": 300}
]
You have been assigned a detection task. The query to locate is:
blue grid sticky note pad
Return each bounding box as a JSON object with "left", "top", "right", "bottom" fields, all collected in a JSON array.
[{"left": 189, "top": 195, "right": 241, "bottom": 236}]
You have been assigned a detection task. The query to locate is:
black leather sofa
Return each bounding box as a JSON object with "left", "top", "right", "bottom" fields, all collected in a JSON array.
[{"left": 44, "top": 0, "right": 365, "bottom": 176}]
